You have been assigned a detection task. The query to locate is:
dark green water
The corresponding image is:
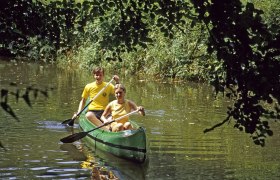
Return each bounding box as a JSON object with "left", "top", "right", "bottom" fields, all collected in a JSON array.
[{"left": 0, "top": 60, "right": 279, "bottom": 179}]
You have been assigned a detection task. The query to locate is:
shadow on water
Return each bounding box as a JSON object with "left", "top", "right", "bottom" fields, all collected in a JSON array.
[
  {"left": 0, "top": 141, "right": 7, "bottom": 151},
  {"left": 60, "top": 143, "right": 87, "bottom": 161}
]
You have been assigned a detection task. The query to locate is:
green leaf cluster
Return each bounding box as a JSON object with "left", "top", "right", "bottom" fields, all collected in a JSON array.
[{"left": 191, "top": 0, "right": 280, "bottom": 146}]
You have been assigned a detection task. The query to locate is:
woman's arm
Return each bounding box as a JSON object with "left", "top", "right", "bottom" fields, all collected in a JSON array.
[
  {"left": 100, "top": 103, "right": 112, "bottom": 123},
  {"left": 128, "top": 100, "right": 145, "bottom": 116}
]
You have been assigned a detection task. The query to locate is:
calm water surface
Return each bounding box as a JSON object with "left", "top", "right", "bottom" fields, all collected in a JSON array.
[{"left": 0, "top": 60, "right": 279, "bottom": 179}]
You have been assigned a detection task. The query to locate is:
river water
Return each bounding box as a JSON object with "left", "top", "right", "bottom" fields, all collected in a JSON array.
[{"left": 0, "top": 60, "right": 279, "bottom": 179}]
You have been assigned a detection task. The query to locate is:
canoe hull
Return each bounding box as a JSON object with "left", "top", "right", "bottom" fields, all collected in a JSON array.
[{"left": 79, "top": 117, "right": 147, "bottom": 163}]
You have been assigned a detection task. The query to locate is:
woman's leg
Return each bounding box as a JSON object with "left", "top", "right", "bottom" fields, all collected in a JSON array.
[
  {"left": 123, "top": 122, "right": 132, "bottom": 130},
  {"left": 111, "top": 123, "right": 124, "bottom": 132}
]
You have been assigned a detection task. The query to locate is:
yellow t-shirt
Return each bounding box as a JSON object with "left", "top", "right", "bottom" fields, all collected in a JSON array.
[
  {"left": 110, "top": 100, "right": 131, "bottom": 124},
  {"left": 82, "top": 81, "right": 114, "bottom": 110}
]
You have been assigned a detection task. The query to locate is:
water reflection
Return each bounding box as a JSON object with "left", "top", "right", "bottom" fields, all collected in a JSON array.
[
  {"left": 87, "top": 147, "right": 148, "bottom": 180},
  {"left": 80, "top": 150, "right": 119, "bottom": 179},
  {"left": 59, "top": 140, "right": 148, "bottom": 180},
  {"left": 60, "top": 143, "right": 87, "bottom": 161}
]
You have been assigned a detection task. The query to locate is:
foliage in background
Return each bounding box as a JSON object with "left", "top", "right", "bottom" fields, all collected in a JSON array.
[
  {"left": 191, "top": 0, "right": 280, "bottom": 146},
  {"left": 0, "top": 0, "right": 209, "bottom": 80},
  {"left": 0, "top": 0, "right": 89, "bottom": 61}
]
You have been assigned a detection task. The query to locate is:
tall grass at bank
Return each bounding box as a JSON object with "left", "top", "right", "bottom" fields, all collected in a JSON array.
[{"left": 57, "top": 24, "right": 214, "bottom": 82}]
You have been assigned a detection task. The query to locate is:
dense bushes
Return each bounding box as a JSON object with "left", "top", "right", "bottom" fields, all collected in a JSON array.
[
  {"left": 0, "top": 0, "right": 211, "bottom": 80},
  {"left": 0, "top": 0, "right": 90, "bottom": 61},
  {"left": 0, "top": 0, "right": 278, "bottom": 82}
]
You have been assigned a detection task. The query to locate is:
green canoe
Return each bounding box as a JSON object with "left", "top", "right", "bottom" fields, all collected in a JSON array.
[{"left": 78, "top": 116, "right": 147, "bottom": 163}]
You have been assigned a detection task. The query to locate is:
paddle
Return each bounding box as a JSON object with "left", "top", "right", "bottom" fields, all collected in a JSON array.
[
  {"left": 61, "top": 78, "right": 115, "bottom": 126},
  {"left": 60, "top": 110, "right": 139, "bottom": 143}
]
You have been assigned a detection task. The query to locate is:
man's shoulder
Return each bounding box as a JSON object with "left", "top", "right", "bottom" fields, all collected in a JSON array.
[
  {"left": 85, "top": 82, "right": 96, "bottom": 87},
  {"left": 108, "top": 83, "right": 114, "bottom": 88}
]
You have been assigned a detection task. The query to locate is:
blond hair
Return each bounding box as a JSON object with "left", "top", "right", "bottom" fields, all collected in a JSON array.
[{"left": 114, "top": 84, "right": 126, "bottom": 92}]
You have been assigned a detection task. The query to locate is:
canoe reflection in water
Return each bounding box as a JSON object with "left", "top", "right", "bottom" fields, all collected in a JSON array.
[
  {"left": 81, "top": 154, "right": 119, "bottom": 180},
  {"left": 60, "top": 142, "right": 148, "bottom": 180},
  {"left": 60, "top": 143, "right": 119, "bottom": 179}
]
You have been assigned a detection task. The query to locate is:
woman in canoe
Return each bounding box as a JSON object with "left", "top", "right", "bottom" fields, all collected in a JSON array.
[{"left": 101, "top": 83, "right": 145, "bottom": 132}]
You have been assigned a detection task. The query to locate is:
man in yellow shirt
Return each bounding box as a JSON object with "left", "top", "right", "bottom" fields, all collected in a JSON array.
[{"left": 73, "top": 67, "right": 119, "bottom": 126}]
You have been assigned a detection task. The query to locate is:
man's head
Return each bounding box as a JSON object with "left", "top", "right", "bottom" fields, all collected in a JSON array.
[
  {"left": 92, "top": 67, "right": 104, "bottom": 84},
  {"left": 92, "top": 67, "right": 104, "bottom": 75}
]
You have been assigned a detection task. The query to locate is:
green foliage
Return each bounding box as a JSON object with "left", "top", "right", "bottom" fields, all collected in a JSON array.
[
  {"left": 26, "top": 36, "right": 56, "bottom": 61},
  {"left": 0, "top": 0, "right": 91, "bottom": 60},
  {"left": 135, "top": 28, "right": 210, "bottom": 81},
  {"left": 191, "top": 0, "right": 280, "bottom": 146},
  {"left": 53, "top": 0, "right": 211, "bottom": 81},
  {"left": 247, "top": 0, "right": 280, "bottom": 26},
  {"left": 0, "top": 0, "right": 210, "bottom": 80}
]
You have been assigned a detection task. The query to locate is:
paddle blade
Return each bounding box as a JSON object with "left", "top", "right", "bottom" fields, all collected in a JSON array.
[
  {"left": 60, "top": 132, "right": 89, "bottom": 143},
  {"left": 68, "top": 119, "right": 74, "bottom": 126},
  {"left": 61, "top": 118, "right": 74, "bottom": 126}
]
